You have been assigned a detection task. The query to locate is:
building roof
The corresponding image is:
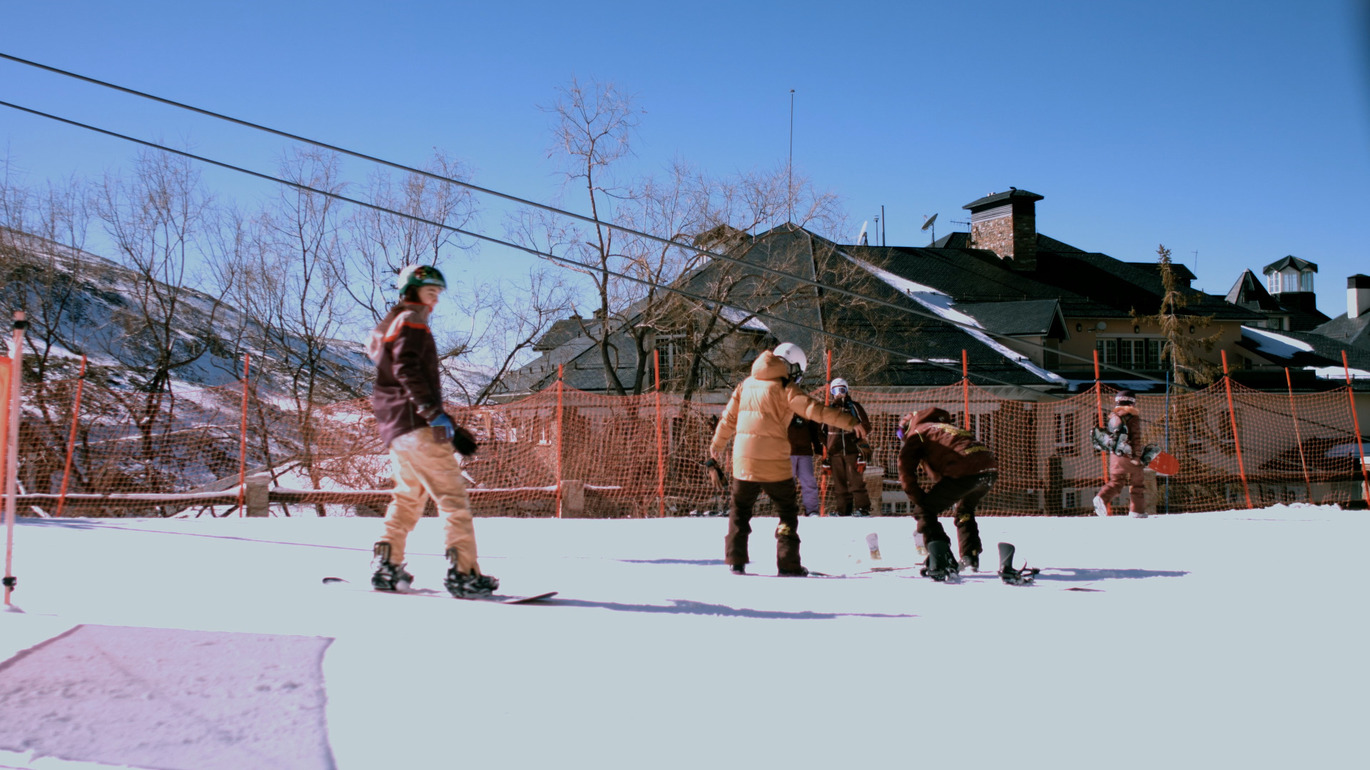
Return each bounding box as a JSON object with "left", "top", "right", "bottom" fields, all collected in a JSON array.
[
  {"left": 1226, "top": 269, "right": 1286, "bottom": 312},
  {"left": 501, "top": 220, "right": 1268, "bottom": 396},
  {"left": 1263, "top": 255, "right": 1317, "bottom": 274},
  {"left": 962, "top": 188, "right": 1044, "bottom": 212},
  {"left": 1313, "top": 312, "right": 1370, "bottom": 350}
]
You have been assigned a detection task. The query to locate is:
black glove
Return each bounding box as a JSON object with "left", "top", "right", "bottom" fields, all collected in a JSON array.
[{"left": 451, "top": 424, "right": 479, "bottom": 456}]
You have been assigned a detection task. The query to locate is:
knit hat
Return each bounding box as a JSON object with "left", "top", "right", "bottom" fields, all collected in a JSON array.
[{"left": 1114, "top": 389, "right": 1137, "bottom": 405}]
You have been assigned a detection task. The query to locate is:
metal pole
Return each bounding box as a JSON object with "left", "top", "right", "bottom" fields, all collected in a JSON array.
[
  {"left": 1164, "top": 369, "right": 1171, "bottom": 514},
  {"left": 4, "top": 311, "right": 27, "bottom": 606},
  {"left": 56, "top": 355, "right": 87, "bottom": 518}
]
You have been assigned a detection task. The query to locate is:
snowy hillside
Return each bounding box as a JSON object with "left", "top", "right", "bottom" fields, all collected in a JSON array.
[
  {"left": 1, "top": 506, "right": 1364, "bottom": 769},
  {"left": 0, "top": 229, "right": 372, "bottom": 397}
]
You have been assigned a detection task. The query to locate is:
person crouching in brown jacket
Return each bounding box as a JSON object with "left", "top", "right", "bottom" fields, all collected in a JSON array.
[
  {"left": 710, "top": 343, "right": 866, "bottom": 576},
  {"left": 897, "top": 407, "right": 998, "bottom": 572}
]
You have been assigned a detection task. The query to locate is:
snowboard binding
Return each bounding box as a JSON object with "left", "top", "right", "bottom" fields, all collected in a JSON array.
[
  {"left": 920, "top": 540, "right": 962, "bottom": 583},
  {"left": 997, "top": 542, "right": 1039, "bottom": 586}
]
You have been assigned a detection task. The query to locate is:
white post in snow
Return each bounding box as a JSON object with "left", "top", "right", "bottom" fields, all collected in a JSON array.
[{"left": 4, "top": 311, "right": 27, "bottom": 607}]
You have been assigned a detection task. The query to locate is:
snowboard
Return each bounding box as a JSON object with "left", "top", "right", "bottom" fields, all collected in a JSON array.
[
  {"left": 1148, "top": 451, "right": 1179, "bottom": 476},
  {"left": 322, "top": 577, "right": 557, "bottom": 604}
]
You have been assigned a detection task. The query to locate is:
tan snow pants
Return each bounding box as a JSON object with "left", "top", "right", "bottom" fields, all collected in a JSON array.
[{"left": 377, "top": 428, "right": 480, "bottom": 573}]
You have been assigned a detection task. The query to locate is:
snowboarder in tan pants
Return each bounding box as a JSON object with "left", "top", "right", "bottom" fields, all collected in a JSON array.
[{"left": 367, "top": 265, "right": 496, "bottom": 598}]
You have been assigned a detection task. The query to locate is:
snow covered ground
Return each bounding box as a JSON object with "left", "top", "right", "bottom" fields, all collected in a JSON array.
[{"left": 1, "top": 506, "right": 1365, "bottom": 769}]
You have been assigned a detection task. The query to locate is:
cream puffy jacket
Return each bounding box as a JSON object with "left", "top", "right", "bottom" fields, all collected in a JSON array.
[{"left": 710, "top": 351, "right": 860, "bottom": 482}]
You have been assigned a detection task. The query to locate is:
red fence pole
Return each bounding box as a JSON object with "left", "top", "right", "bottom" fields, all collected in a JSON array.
[
  {"left": 1284, "top": 368, "right": 1313, "bottom": 503},
  {"left": 1221, "top": 351, "right": 1254, "bottom": 509},
  {"left": 1342, "top": 351, "right": 1370, "bottom": 507},
  {"left": 556, "top": 364, "right": 564, "bottom": 519},
  {"left": 236, "top": 353, "right": 250, "bottom": 517},
  {"left": 55, "top": 355, "right": 87, "bottom": 518},
  {"left": 4, "top": 311, "right": 26, "bottom": 606},
  {"left": 654, "top": 349, "right": 665, "bottom": 518}
]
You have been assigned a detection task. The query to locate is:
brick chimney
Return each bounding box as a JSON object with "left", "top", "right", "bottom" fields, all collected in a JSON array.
[
  {"left": 963, "top": 188, "right": 1043, "bottom": 270},
  {"left": 1350, "top": 274, "right": 1370, "bottom": 319}
]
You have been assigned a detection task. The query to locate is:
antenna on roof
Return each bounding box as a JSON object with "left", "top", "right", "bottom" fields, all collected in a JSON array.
[{"left": 921, "top": 213, "right": 938, "bottom": 245}]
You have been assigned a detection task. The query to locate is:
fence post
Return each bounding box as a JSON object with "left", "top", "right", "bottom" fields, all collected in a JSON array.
[
  {"left": 1342, "top": 351, "right": 1369, "bottom": 507},
  {"left": 556, "top": 364, "right": 564, "bottom": 519},
  {"left": 820, "top": 349, "right": 832, "bottom": 516},
  {"left": 654, "top": 349, "right": 665, "bottom": 518},
  {"left": 1164, "top": 370, "right": 1171, "bottom": 514},
  {"left": 56, "top": 355, "right": 87, "bottom": 519},
  {"left": 1094, "top": 350, "right": 1107, "bottom": 487},
  {"left": 4, "top": 311, "right": 27, "bottom": 606},
  {"left": 1221, "top": 351, "right": 1254, "bottom": 508},
  {"left": 236, "top": 353, "right": 250, "bottom": 518},
  {"left": 1284, "top": 368, "right": 1313, "bottom": 503}
]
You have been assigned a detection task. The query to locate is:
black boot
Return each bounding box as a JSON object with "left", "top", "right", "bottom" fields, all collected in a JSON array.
[
  {"left": 921, "top": 540, "right": 960, "bottom": 582},
  {"left": 443, "top": 548, "right": 499, "bottom": 598},
  {"left": 370, "top": 542, "right": 413, "bottom": 591}
]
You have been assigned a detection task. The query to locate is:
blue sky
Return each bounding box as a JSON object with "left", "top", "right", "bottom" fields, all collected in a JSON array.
[{"left": 2, "top": 0, "right": 1368, "bottom": 317}]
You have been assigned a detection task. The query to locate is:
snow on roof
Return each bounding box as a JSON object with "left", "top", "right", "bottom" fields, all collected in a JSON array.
[
  {"left": 1304, "top": 365, "right": 1370, "bottom": 381},
  {"left": 717, "top": 304, "right": 770, "bottom": 333},
  {"left": 1242, "top": 326, "right": 1314, "bottom": 358},
  {"left": 842, "top": 251, "right": 1066, "bottom": 384}
]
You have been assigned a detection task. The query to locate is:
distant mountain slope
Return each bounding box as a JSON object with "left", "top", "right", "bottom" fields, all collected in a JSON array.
[{"left": 0, "top": 227, "right": 371, "bottom": 399}]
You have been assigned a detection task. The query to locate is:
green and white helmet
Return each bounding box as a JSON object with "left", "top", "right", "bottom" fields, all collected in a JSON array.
[{"left": 396, "top": 264, "right": 447, "bottom": 300}]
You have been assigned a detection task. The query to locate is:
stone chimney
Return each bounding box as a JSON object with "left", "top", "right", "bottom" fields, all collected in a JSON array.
[
  {"left": 962, "top": 188, "right": 1043, "bottom": 270},
  {"left": 1349, "top": 274, "right": 1370, "bottom": 319}
]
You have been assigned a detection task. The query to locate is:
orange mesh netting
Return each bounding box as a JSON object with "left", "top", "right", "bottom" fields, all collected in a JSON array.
[{"left": 6, "top": 371, "right": 1367, "bottom": 518}]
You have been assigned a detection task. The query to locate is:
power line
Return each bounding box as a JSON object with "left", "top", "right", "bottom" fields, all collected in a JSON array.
[
  {"left": 0, "top": 52, "right": 1169, "bottom": 384},
  {"left": 0, "top": 98, "right": 1045, "bottom": 392}
]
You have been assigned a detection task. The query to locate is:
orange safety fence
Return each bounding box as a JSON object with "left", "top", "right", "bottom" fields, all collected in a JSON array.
[{"left": 1, "top": 369, "right": 1367, "bottom": 518}]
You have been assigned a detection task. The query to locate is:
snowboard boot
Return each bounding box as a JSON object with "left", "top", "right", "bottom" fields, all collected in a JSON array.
[
  {"left": 444, "top": 548, "right": 499, "bottom": 598},
  {"left": 729, "top": 563, "right": 746, "bottom": 575},
  {"left": 370, "top": 542, "right": 413, "bottom": 592},
  {"left": 920, "top": 540, "right": 960, "bottom": 582},
  {"left": 445, "top": 568, "right": 500, "bottom": 598},
  {"left": 1092, "top": 496, "right": 1108, "bottom": 517},
  {"left": 777, "top": 565, "right": 810, "bottom": 577},
  {"left": 959, "top": 550, "right": 980, "bottom": 573},
  {"left": 997, "top": 542, "right": 1039, "bottom": 586}
]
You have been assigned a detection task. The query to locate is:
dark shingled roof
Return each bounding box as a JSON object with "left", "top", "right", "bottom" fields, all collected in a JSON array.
[
  {"left": 1263, "top": 255, "right": 1317, "bottom": 274},
  {"left": 1313, "top": 312, "right": 1370, "bottom": 350},
  {"left": 1226, "top": 269, "right": 1285, "bottom": 312}
]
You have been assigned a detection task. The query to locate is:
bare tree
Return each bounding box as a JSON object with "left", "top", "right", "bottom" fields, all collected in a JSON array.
[
  {"left": 250, "top": 148, "right": 360, "bottom": 495},
  {"left": 345, "top": 151, "right": 478, "bottom": 324},
  {"left": 94, "top": 150, "right": 227, "bottom": 471},
  {"left": 1135, "top": 244, "right": 1220, "bottom": 388},
  {"left": 533, "top": 77, "right": 642, "bottom": 395}
]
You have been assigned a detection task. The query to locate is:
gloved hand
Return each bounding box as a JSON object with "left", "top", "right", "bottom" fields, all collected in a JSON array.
[
  {"left": 451, "top": 424, "right": 479, "bottom": 456},
  {"left": 429, "top": 413, "right": 455, "bottom": 442}
]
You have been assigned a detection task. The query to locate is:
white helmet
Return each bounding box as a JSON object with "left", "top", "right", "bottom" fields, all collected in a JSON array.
[
  {"left": 772, "top": 342, "right": 807, "bottom": 382},
  {"left": 830, "top": 377, "right": 849, "bottom": 396}
]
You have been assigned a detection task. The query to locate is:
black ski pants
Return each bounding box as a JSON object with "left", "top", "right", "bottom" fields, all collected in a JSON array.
[
  {"left": 725, "top": 477, "right": 803, "bottom": 572},
  {"left": 911, "top": 471, "right": 996, "bottom": 561}
]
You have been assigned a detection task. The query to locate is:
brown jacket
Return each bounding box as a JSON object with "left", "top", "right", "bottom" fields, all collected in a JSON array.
[
  {"left": 897, "top": 407, "right": 998, "bottom": 504},
  {"left": 823, "top": 398, "right": 872, "bottom": 456},
  {"left": 367, "top": 301, "right": 445, "bottom": 448},
  {"left": 1106, "top": 405, "right": 1143, "bottom": 460},
  {"left": 711, "top": 351, "right": 860, "bottom": 482}
]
